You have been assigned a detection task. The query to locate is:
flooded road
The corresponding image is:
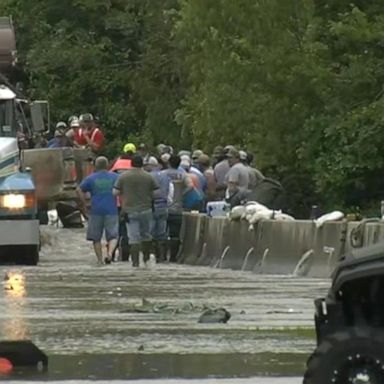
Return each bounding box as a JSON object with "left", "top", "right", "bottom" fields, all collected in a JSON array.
[{"left": 0, "top": 226, "right": 330, "bottom": 382}]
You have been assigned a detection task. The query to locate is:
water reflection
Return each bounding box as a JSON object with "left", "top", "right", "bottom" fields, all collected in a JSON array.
[
  {"left": 8, "top": 353, "right": 305, "bottom": 380},
  {"left": 3, "top": 270, "right": 29, "bottom": 340},
  {"left": 4, "top": 271, "right": 26, "bottom": 298}
]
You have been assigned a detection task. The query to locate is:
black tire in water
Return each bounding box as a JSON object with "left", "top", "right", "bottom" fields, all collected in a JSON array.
[
  {"left": 19, "top": 245, "right": 39, "bottom": 266},
  {"left": 304, "top": 328, "right": 384, "bottom": 384}
]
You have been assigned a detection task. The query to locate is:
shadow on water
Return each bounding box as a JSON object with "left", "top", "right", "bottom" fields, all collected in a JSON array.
[{"left": 6, "top": 352, "right": 305, "bottom": 380}]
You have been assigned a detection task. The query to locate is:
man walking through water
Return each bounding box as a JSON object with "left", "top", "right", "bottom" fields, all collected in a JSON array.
[
  {"left": 113, "top": 155, "right": 159, "bottom": 267},
  {"left": 77, "top": 156, "right": 118, "bottom": 264}
]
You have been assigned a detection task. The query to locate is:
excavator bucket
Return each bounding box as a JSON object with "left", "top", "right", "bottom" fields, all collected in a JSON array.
[{"left": 0, "top": 17, "right": 16, "bottom": 71}]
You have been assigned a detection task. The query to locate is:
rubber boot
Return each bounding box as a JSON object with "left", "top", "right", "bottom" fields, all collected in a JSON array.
[
  {"left": 169, "top": 239, "right": 180, "bottom": 263},
  {"left": 130, "top": 244, "right": 140, "bottom": 267},
  {"left": 159, "top": 240, "right": 168, "bottom": 263},
  {"left": 153, "top": 240, "right": 161, "bottom": 263},
  {"left": 142, "top": 241, "right": 152, "bottom": 264},
  {"left": 121, "top": 244, "right": 130, "bottom": 262},
  {"left": 154, "top": 240, "right": 167, "bottom": 263}
]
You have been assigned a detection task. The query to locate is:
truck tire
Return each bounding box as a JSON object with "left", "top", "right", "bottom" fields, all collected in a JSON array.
[
  {"left": 20, "top": 245, "right": 39, "bottom": 266},
  {"left": 304, "top": 328, "right": 384, "bottom": 384}
]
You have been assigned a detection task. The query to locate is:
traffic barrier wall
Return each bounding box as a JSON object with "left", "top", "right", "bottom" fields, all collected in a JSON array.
[
  {"left": 178, "top": 213, "right": 206, "bottom": 265},
  {"left": 220, "top": 220, "right": 258, "bottom": 270},
  {"left": 253, "top": 220, "right": 315, "bottom": 275},
  {"left": 364, "top": 222, "right": 384, "bottom": 246},
  {"left": 309, "top": 222, "right": 347, "bottom": 278},
  {"left": 178, "top": 215, "right": 384, "bottom": 277},
  {"left": 343, "top": 221, "right": 360, "bottom": 256},
  {"left": 196, "top": 217, "right": 228, "bottom": 267}
]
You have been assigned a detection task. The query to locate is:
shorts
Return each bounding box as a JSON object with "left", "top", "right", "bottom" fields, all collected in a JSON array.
[
  {"left": 86, "top": 214, "right": 118, "bottom": 242},
  {"left": 126, "top": 209, "right": 153, "bottom": 245}
]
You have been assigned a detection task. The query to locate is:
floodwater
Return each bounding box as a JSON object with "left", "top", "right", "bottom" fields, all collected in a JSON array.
[{"left": 0, "top": 226, "right": 330, "bottom": 383}]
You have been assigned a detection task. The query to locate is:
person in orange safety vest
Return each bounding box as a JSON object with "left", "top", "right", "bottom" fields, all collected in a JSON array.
[{"left": 110, "top": 143, "right": 136, "bottom": 173}]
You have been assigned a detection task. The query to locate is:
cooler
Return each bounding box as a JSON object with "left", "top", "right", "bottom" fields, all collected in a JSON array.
[{"left": 206, "top": 201, "right": 231, "bottom": 217}]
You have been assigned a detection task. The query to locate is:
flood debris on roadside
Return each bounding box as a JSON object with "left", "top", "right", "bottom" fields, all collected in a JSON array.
[
  {"left": 198, "top": 308, "right": 231, "bottom": 324},
  {"left": 119, "top": 298, "right": 231, "bottom": 323},
  {"left": 119, "top": 298, "right": 210, "bottom": 314}
]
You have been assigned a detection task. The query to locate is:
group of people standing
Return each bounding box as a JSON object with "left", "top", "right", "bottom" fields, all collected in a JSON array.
[
  {"left": 21, "top": 113, "right": 105, "bottom": 153},
  {"left": 76, "top": 142, "right": 264, "bottom": 266}
]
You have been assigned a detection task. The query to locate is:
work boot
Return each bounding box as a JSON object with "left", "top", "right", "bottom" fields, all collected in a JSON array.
[
  {"left": 153, "top": 240, "right": 161, "bottom": 263},
  {"left": 130, "top": 244, "right": 140, "bottom": 267},
  {"left": 121, "top": 244, "right": 130, "bottom": 262},
  {"left": 142, "top": 241, "right": 152, "bottom": 264},
  {"left": 154, "top": 240, "right": 167, "bottom": 263},
  {"left": 159, "top": 240, "right": 168, "bottom": 263},
  {"left": 169, "top": 239, "right": 180, "bottom": 263}
]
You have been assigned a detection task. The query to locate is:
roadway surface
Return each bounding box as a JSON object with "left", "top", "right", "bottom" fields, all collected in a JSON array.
[{"left": 0, "top": 226, "right": 329, "bottom": 382}]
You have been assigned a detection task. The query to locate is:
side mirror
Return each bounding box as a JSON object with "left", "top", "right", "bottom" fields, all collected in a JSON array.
[{"left": 30, "top": 100, "right": 50, "bottom": 132}]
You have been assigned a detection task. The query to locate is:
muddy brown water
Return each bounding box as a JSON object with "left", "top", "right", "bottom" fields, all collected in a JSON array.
[{"left": 0, "top": 226, "right": 330, "bottom": 383}]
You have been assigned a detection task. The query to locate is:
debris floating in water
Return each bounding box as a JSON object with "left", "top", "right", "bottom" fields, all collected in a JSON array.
[
  {"left": 198, "top": 308, "right": 231, "bottom": 324},
  {"left": 119, "top": 298, "right": 211, "bottom": 315}
]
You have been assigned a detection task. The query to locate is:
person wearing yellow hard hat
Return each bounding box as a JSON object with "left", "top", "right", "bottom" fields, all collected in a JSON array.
[
  {"left": 123, "top": 143, "right": 136, "bottom": 154},
  {"left": 110, "top": 143, "right": 136, "bottom": 174},
  {"left": 109, "top": 142, "right": 137, "bottom": 262}
]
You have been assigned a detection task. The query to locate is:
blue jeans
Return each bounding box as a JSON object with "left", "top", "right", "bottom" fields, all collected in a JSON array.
[
  {"left": 126, "top": 209, "right": 153, "bottom": 245},
  {"left": 152, "top": 207, "right": 168, "bottom": 241}
]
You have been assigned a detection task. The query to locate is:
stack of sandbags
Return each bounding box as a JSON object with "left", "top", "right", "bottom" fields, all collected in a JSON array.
[{"left": 229, "top": 201, "right": 295, "bottom": 230}]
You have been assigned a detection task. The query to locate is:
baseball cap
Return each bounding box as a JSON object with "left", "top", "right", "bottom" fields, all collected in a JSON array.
[
  {"left": 70, "top": 118, "right": 80, "bottom": 128},
  {"left": 68, "top": 115, "right": 78, "bottom": 124},
  {"left": 226, "top": 148, "right": 240, "bottom": 159},
  {"left": 163, "top": 145, "right": 173, "bottom": 155},
  {"left": 239, "top": 150, "right": 248, "bottom": 161},
  {"left": 161, "top": 153, "right": 171, "bottom": 162},
  {"left": 79, "top": 113, "right": 94, "bottom": 123},
  {"left": 192, "top": 149, "right": 203, "bottom": 160},
  {"left": 178, "top": 150, "right": 191, "bottom": 157},
  {"left": 157, "top": 144, "right": 166, "bottom": 154},
  {"left": 213, "top": 145, "right": 224, "bottom": 156},
  {"left": 56, "top": 121, "right": 67, "bottom": 129},
  {"left": 123, "top": 143, "right": 136, "bottom": 153},
  {"left": 180, "top": 154, "right": 191, "bottom": 169},
  {"left": 197, "top": 154, "right": 210, "bottom": 167},
  {"left": 224, "top": 145, "right": 235, "bottom": 154},
  {"left": 197, "top": 153, "right": 210, "bottom": 167},
  {"left": 144, "top": 156, "right": 159, "bottom": 166}
]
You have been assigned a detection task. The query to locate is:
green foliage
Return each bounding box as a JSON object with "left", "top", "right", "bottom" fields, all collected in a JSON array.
[
  {"left": 0, "top": 0, "right": 183, "bottom": 146},
  {"left": 1, "top": 0, "right": 384, "bottom": 216}
]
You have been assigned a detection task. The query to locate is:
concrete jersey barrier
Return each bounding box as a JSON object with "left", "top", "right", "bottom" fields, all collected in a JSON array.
[{"left": 178, "top": 213, "right": 384, "bottom": 278}]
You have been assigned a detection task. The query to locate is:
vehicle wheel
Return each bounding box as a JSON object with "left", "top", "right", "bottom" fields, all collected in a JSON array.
[
  {"left": 304, "top": 328, "right": 384, "bottom": 384},
  {"left": 20, "top": 245, "right": 39, "bottom": 266}
]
